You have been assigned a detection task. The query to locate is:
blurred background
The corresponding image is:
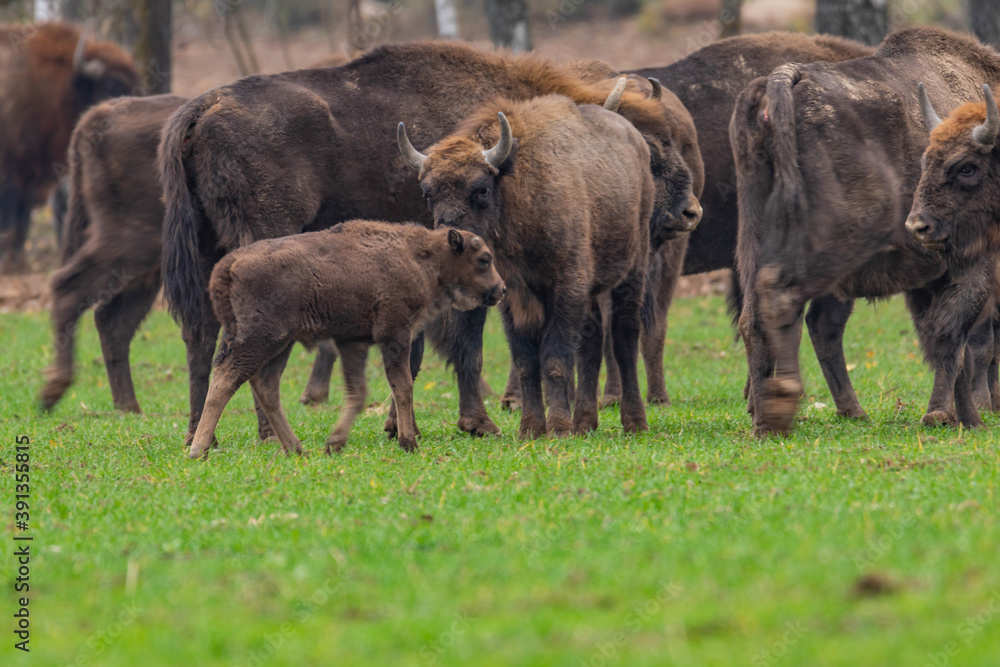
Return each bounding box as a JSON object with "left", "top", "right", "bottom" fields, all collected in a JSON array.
[{"left": 1, "top": 0, "right": 995, "bottom": 99}]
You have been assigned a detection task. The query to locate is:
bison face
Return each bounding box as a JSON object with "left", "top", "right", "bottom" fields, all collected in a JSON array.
[
  {"left": 446, "top": 229, "right": 506, "bottom": 311},
  {"left": 647, "top": 137, "right": 701, "bottom": 250},
  {"left": 70, "top": 37, "right": 140, "bottom": 113},
  {"left": 398, "top": 114, "right": 517, "bottom": 239},
  {"left": 908, "top": 84, "right": 1000, "bottom": 260}
]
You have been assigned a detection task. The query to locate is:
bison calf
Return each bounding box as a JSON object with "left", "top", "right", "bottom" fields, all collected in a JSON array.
[{"left": 188, "top": 222, "right": 505, "bottom": 459}]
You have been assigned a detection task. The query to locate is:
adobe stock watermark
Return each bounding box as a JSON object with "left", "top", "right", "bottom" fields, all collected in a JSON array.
[
  {"left": 580, "top": 579, "right": 683, "bottom": 667},
  {"left": 923, "top": 587, "right": 1000, "bottom": 667},
  {"left": 750, "top": 621, "right": 807, "bottom": 666}
]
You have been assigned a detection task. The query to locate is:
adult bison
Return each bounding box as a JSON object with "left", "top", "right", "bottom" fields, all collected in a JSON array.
[
  {"left": 594, "top": 32, "right": 873, "bottom": 407},
  {"left": 0, "top": 21, "right": 138, "bottom": 274},
  {"left": 399, "top": 93, "right": 653, "bottom": 436},
  {"left": 908, "top": 84, "right": 1000, "bottom": 411},
  {"left": 732, "top": 27, "right": 1000, "bottom": 436},
  {"left": 39, "top": 95, "right": 187, "bottom": 414},
  {"left": 158, "top": 42, "right": 695, "bottom": 445}
]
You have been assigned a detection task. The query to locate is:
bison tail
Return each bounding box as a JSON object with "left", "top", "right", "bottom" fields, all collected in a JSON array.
[
  {"left": 159, "top": 97, "right": 213, "bottom": 329},
  {"left": 758, "top": 64, "right": 810, "bottom": 277},
  {"left": 208, "top": 252, "right": 238, "bottom": 332}
]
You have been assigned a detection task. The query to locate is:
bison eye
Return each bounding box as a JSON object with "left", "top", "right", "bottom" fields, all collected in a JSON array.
[
  {"left": 958, "top": 164, "right": 978, "bottom": 178},
  {"left": 478, "top": 254, "right": 492, "bottom": 268},
  {"left": 473, "top": 186, "right": 489, "bottom": 201}
]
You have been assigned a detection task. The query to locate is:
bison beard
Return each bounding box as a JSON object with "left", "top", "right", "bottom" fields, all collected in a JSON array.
[
  {"left": 0, "top": 22, "right": 138, "bottom": 274},
  {"left": 732, "top": 26, "right": 1000, "bottom": 436},
  {"left": 158, "top": 42, "right": 692, "bottom": 445}
]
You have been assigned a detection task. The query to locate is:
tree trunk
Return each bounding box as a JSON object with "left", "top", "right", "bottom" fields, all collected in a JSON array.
[
  {"left": 815, "top": 0, "right": 887, "bottom": 46},
  {"left": 970, "top": 0, "right": 1000, "bottom": 48},
  {"left": 435, "top": 0, "right": 459, "bottom": 39},
  {"left": 128, "top": 0, "right": 172, "bottom": 94},
  {"left": 720, "top": 0, "right": 742, "bottom": 38},
  {"left": 486, "top": 0, "right": 532, "bottom": 53},
  {"left": 34, "top": 0, "right": 59, "bottom": 21}
]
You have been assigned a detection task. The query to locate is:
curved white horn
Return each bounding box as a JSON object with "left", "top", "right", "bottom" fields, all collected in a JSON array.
[
  {"left": 603, "top": 76, "right": 628, "bottom": 112},
  {"left": 918, "top": 83, "right": 942, "bottom": 133},
  {"left": 482, "top": 112, "right": 512, "bottom": 169},
  {"left": 973, "top": 83, "right": 999, "bottom": 147},
  {"left": 397, "top": 122, "right": 427, "bottom": 171}
]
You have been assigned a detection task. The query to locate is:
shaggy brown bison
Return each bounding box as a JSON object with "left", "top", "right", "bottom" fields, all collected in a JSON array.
[
  {"left": 908, "top": 84, "right": 1000, "bottom": 411},
  {"left": 189, "top": 222, "right": 505, "bottom": 459},
  {"left": 399, "top": 92, "right": 653, "bottom": 436},
  {"left": 40, "top": 95, "right": 187, "bottom": 414},
  {"left": 732, "top": 27, "right": 1000, "bottom": 436},
  {"left": 0, "top": 21, "right": 138, "bottom": 274},
  {"left": 593, "top": 33, "right": 873, "bottom": 408},
  {"left": 159, "top": 42, "right": 693, "bottom": 446}
]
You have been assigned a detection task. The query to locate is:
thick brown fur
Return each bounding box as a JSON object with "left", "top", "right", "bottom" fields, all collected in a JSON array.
[
  {"left": 158, "top": 40, "right": 691, "bottom": 444},
  {"left": 0, "top": 21, "right": 138, "bottom": 273},
  {"left": 411, "top": 94, "right": 653, "bottom": 438},
  {"left": 39, "top": 94, "right": 186, "bottom": 414},
  {"left": 188, "top": 221, "right": 504, "bottom": 458},
  {"left": 731, "top": 26, "right": 1000, "bottom": 436},
  {"left": 580, "top": 33, "right": 873, "bottom": 409}
]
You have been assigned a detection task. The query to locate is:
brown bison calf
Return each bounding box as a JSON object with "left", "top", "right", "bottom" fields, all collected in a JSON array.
[
  {"left": 188, "top": 222, "right": 505, "bottom": 459},
  {"left": 399, "top": 92, "right": 653, "bottom": 437}
]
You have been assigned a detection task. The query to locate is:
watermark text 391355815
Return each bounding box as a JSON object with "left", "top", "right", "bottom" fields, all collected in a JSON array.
[{"left": 13, "top": 435, "right": 32, "bottom": 653}]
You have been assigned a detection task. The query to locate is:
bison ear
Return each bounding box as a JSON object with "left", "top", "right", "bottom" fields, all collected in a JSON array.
[
  {"left": 497, "top": 138, "right": 519, "bottom": 176},
  {"left": 448, "top": 228, "right": 465, "bottom": 253}
]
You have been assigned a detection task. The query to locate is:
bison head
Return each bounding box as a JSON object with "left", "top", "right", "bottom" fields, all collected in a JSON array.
[
  {"left": 443, "top": 228, "right": 506, "bottom": 311},
  {"left": 907, "top": 83, "right": 1000, "bottom": 260},
  {"left": 70, "top": 34, "right": 140, "bottom": 113},
  {"left": 398, "top": 112, "right": 517, "bottom": 239},
  {"left": 602, "top": 76, "right": 701, "bottom": 249}
]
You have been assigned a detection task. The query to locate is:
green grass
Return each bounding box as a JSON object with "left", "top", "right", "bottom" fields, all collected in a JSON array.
[{"left": 2, "top": 295, "right": 999, "bottom": 666}]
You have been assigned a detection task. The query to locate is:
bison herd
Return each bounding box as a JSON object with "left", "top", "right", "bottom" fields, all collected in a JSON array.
[{"left": 4, "top": 21, "right": 1000, "bottom": 455}]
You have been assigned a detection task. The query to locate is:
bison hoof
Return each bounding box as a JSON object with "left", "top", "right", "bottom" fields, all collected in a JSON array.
[
  {"left": 757, "top": 377, "right": 802, "bottom": 435},
  {"left": 518, "top": 420, "right": 547, "bottom": 440},
  {"left": 573, "top": 412, "right": 599, "bottom": 434},
  {"left": 837, "top": 406, "right": 869, "bottom": 420},
  {"left": 398, "top": 434, "right": 419, "bottom": 452},
  {"left": 383, "top": 415, "right": 398, "bottom": 439},
  {"left": 500, "top": 392, "right": 522, "bottom": 412},
  {"left": 457, "top": 414, "right": 500, "bottom": 437},
  {"left": 599, "top": 394, "right": 621, "bottom": 409},
  {"left": 646, "top": 391, "right": 671, "bottom": 407},
  {"left": 188, "top": 442, "right": 210, "bottom": 459},
  {"left": 299, "top": 389, "right": 329, "bottom": 406},
  {"left": 38, "top": 376, "right": 72, "bottom": 412},
  {"left": 920, "top": 410, "right": 956, "bottom": 427},
  {"left": 325, "top": 434, "right": 347, "bottom": 454},
  {"left": 622, "top": 415, "right": 649, "bottom": 434}
]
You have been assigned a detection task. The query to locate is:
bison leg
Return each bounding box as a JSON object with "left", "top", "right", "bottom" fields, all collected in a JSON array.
[
  {"left": 300, "top": 339, "right": 338, "bottom": 406},
  {"left": 754, "top": 265, "right": 806, "bottom": 437},
  {"left": 539, "top": 295, "right": 586, "bottom": 437},
  {"left": 181, "top": 314, "right": 221, "bottom": 447},
  {"left": 381, "top": 335, "right": 419, "bottom": 452},
  {"left": 0, "top": 191, "right": 31, "bottom": 275},
  {"left": 189, "top": 330, "right": 276, "bottom": 458},
  {"left": 384, "top": 333, "right": 423, "bottom": 439},
  {"left": 906, "top": 274, "right": 990, "bottom": 429},
  {"left": 989, "top": 308, "right": 1000, "bottom": 412},
  {"left": 968, "top": 316, "right": 995, "bottom": 410},
  {"left": 501, "top": 308, "right": 546, "bottom": 439},
  {"left": 641, "top": 242, "right": 684, "bottom": 406},
  {"left": 94, "top": 283, "right": 160, "bottom": 413},
  {"left": 599, "top": 294, "right": 622, "bottom": 408},
  {"left": 738, "top": 284, "right": 775, "bottom": 422},
  {"left": 326, "top": 341, "right": 369, "bottom": 454},
  {"left": 573, "top": 298, "right": 603, "bottom": 434},
  {"left": 805, "top": 295, "right": 867, "bottom": 420},
  {"left": 500, "top": 359, "right": 522, "bottom": 411},
  {"left": 610, "top": 273, "right": 649, "bottom": 435},
  {"left": 248, "top": 343, "right": 302, "bottom": 456}
]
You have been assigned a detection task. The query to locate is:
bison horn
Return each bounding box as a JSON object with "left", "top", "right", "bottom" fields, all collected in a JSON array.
[
  {"left": 647, "top": 77, "right": 662, "bottom": 101},
  {"left": 604, "top": 76, "right": 628, "bottom": 112},
  {"left": 973, "top": 83, "right": 1000, "bottom": 147},
  {"left": 918, "top": 83, "right": 942, "bottom": 133},
  {"left": 482, "top": 112, "right": 513, "bottom": 169},
  {"left": 397, "top": 122, "right": 427, "bottom": 171},
  {"left": 72, "top": 33, "right": 87, "bottom": 72}
]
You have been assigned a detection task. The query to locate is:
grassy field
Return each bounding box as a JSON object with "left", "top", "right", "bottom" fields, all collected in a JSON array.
[{"left": 1, "top": 294, "right": 998, "bottom": 666}]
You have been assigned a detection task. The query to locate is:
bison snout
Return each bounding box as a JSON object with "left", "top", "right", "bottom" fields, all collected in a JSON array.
[
  {"left": 905, "top": 213, "right": 940, "bottom": 244},
  {"left": 682, "top": 196, "right": 703, "bottom": 231},
  {"left": 485, "top": 281, "right": 506, "bottom": 307}
]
